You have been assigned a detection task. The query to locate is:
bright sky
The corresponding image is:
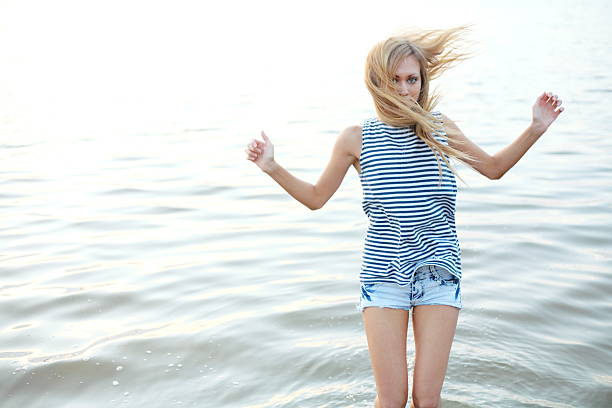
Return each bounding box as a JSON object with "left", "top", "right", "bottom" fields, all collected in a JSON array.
[
  {"left": 0, "top": 1, "right": 495, "bottom": 128},
  {"left": 0, "top": 0, "right": 584, "bottom": 138}
]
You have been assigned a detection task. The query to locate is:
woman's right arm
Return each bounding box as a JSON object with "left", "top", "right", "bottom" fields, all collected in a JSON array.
[{"left": 245, "top": 126, "right": 361, "bottom": 210}]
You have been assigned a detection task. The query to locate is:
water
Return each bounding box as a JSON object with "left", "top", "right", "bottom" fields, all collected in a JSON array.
[{"left": 1, "top": 0, "right": 611, "bottom": 407}]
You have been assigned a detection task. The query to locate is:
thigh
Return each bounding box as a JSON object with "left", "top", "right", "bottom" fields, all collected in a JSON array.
[
  {"left": 362, "top": 307, "right": 410, "bottom": 402},
  {"left": 411, "top": 304, "right": 460, "bottom": 405}
]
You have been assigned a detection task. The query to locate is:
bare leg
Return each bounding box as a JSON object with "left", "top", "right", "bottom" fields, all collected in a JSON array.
[
  {"left": 409, "top": 305, "right": 460, "bottom": 408},
  {"left": 362, "top": 307, "right": 410, "bottom": 408}
]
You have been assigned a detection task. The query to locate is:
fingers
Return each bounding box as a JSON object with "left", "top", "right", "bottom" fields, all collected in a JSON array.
[
  {"left": 245, "top": 144, "right": 261, "bottom": 160},
  {"left": 246, "top": 131, "right": 274, "bottom": 162},
  {"left": 248, "top": 139, "right": 262, "bottom": 149},
  {"left": 541, "top": 91, "right": 564, "bottom": 112},
  {"left": 245, "top": 136, "right": 265, "bottom": 161}
]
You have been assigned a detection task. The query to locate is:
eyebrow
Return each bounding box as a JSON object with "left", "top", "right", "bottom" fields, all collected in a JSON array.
[{"left": 394, "top": 73, "right": 419, "bottom": 77}]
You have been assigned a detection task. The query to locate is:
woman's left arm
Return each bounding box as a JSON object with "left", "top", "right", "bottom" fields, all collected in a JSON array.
[{"left": 442, "top": 92, "right": 564, "bottom": 180}]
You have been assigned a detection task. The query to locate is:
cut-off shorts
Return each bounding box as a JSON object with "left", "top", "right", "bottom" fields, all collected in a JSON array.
[{"left": 357, "top": 264, "right": 463, "bottom": 313}]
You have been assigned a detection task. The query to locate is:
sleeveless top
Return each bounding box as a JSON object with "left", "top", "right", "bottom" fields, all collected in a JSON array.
[{"left": 358, "top": 111, "right": 462, "bottom": 285}]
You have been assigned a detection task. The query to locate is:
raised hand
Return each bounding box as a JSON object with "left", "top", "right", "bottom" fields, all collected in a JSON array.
[
  {"left": 532, "top": 91, "right": 564, "bottom": 133},
  {"left": 245, "top": 131, "right": 275, "bottom": 171}
]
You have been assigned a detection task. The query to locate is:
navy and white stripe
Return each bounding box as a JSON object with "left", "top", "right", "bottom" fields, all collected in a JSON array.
[{"left": 359, "top": 111, "right": 462, "bottom": 285}]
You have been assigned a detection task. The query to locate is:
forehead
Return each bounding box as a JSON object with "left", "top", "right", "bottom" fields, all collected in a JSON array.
[{"left": 394, "top": 55, "right": 420, "bottom": 76}]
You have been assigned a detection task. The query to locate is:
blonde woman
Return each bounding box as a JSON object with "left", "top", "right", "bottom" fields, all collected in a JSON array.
[{"left": 245, "top": 26, "right": 563, "bottom": 408}]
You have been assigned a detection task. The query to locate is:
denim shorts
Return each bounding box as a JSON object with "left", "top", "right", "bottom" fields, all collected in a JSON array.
[{"left": 357, "top": 264, "right": 462, "bottom": 313}]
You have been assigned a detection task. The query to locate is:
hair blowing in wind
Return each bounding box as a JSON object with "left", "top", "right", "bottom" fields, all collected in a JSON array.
[{"left": 364, "top": 25, "right": 478, "bottom": 181}]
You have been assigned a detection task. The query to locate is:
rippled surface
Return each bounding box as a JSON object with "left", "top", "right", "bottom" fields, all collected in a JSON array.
[{"left": 1, "top": 1, "right": 611, "bottom": 407}]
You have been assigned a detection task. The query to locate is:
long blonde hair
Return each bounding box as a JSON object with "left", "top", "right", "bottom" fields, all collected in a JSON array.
[{"left": 364, "top": 25, "right": 477, "bottom": 183}]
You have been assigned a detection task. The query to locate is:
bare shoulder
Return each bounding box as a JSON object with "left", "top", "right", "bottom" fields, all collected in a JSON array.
[
  {"left": 340, "top": 125, "right": 362, "bottom": 139},
  {"left": 437, "top": 112, "right": 461, "bottom": 131},
  {"left": 338, "top": 125, "right": 362, "bottom": 161},
  {"left": 437, "top": 111, "right": 452, "bottom": 124}
]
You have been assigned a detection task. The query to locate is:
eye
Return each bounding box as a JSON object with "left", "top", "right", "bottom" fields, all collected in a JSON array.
[{"left": 392, "top": 77, "right": 418, "bottom": 85}]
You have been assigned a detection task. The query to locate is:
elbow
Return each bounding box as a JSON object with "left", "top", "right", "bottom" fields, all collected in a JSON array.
[
  {"left": 489, "top": 171, "right": 502, "bottom": 180},
  {"left": 489, "top": 163, "right": 506, "bottom": 180},
  {"left": 308, "top": 198, "right": 323, "bottom": 211},
  {"left": 488, "top": 157, "right": 503, "bottom": 180},
  {"left": 309, "top": 200, "right": 325, "bottom": 211},
  {"left": 309, "top": 187, "right": 324, "bottom": 210}
]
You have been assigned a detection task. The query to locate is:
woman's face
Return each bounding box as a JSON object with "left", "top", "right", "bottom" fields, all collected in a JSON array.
[{"left": 393, "top": 54, "right": 422, "bottom": 102}]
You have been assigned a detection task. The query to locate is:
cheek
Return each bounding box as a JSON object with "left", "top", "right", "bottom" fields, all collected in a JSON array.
[{"left": 414, "top": 82, "right": 422, "bottom": 96}]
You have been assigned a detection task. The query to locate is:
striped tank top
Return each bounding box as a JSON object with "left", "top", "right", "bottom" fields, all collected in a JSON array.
[{"left": 358, "top": 111, "right": 462, "bottom": 285}]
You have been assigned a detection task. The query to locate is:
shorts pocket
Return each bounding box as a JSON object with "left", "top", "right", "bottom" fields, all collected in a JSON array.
[
  {"left": 360, "top": 283, "right": 378, "bottom": 302},
  {"left": 431, "top": 266, "right": 459, "bottom": 285}
]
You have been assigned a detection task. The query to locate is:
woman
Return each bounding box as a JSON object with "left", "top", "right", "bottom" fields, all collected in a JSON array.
[{"left": 244, "top": 26, "right": 563, "bottom": 408}]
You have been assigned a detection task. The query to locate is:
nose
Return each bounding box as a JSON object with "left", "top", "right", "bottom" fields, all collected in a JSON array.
[{"left": 398, "top": 83, "right": 409, "bottom": 96}]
